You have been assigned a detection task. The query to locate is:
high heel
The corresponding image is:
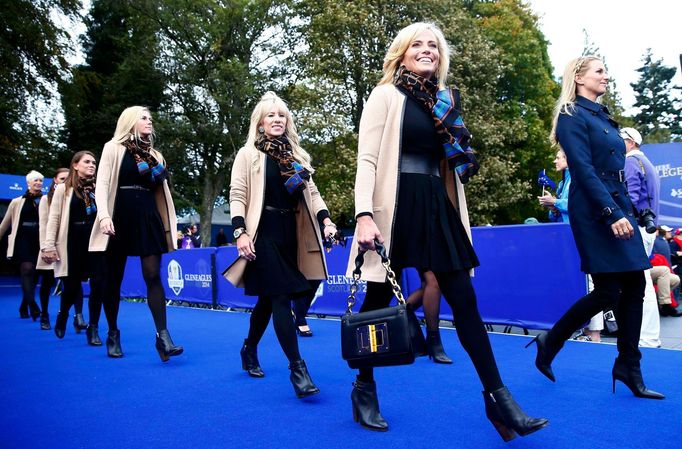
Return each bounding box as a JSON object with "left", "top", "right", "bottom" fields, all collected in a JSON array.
[
  {"left": 289, "top": 359, "right": 320, "bottom": 398},
  {"left": 86, "top": 325, "right": 102, "bottom": 346},
  {"left": 54, "top": 312, "right": 67, "bottom": 339},
  {"left": 525, "top": 332, "right": 558, "bottom": 382},
  {"left": 426, "top": 330, "right": 453, "bottom": 364},
  {"left": 351, "top": 380, "right": 389, "bottom": 432},
  {"left": 106, "top": 330, "right": 124, "bottom": 358},
  {"left": 29, "top": 301, "right": 41, "bottom": 321},
  {"left": 296, "top": 325, "right": 313, "bottom": 337},
  {"left": 611, "top": 358, "right": 664, "bottom": 399},
  {"left": 73, "top": 313, "right": 87, "bottom": 333},
  {"left": 19, "top": 302, "right": 29, "bottom": 319},
  {"left": 155, "top": 329, "right": 183, "bottom": 362},
  {"left": 240, "top": 340, "right": 265, "bottom": 377},
  {"left": 40, "top": 313, "right": 51, "bottom": 330},
  {"left": 483, "top": 386, "right": 549, "bottom": 442}
]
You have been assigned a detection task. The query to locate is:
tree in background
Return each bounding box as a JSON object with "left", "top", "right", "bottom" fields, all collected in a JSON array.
[
  {"left": 0, "top": 0, "right": 81, "bottom": 173},
  {"left": 631, "top": 49, "right": 682, "bottom": 143}
]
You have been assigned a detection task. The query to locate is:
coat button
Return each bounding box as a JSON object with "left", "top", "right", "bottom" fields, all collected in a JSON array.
[
  {"left": 610, "top": 149, "right": 615, "bottom": 154},
  {"left": 627, "top": 212, "right": 633, "bottom": 217},
  {"left": 604, "top": 129, "right": 609, "bottom": 134}
]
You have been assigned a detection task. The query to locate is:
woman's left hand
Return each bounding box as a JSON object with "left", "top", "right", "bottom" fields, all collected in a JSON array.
[
  {"left": 323, "top": 224, "right": 338, "bottom": 253},
  {"left": 538, "top": 194, "right": 556, "bottom": 207}
]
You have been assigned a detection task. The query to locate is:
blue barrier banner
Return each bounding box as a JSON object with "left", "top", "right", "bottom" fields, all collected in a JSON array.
[
  {"left": 643, "top": 143, "right": 682, "bottom": 227},
  {"left": 0, "top": 174, "right": 51, "bottom": 201},
  {"left": 124, "top": 223, "right": 587, "bottom": 330}
]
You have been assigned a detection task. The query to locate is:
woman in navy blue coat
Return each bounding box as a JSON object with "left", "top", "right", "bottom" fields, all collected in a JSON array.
[{"left": 528, "top": 56, "right": 664, "bottom": 399}]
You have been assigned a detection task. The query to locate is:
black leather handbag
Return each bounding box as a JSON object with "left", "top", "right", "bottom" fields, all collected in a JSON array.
[{"left": 341, "top": 241, "right": 426, "bottom": 369}]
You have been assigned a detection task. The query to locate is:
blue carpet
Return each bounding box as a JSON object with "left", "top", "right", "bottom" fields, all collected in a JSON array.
[{"left": 1, "top": 285, "right": 680, "bottom": 449}]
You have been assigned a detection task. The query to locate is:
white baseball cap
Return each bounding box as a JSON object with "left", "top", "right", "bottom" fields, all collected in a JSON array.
[
  {"left": 620, "top": 127, "right": 642, "bottom": 146},
  {"left": 660, "top": 225, "right": 673, "bottom": 232}
]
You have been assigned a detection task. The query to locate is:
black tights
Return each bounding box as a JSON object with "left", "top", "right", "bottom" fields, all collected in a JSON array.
[
  {"left": 19, "top": 262, "right": 38, "bottom": 312},
  {"left": 547, "top": 270, "right": 645, "bottom": 365},
  {"left": 103, "top": 251, "right": 167, "bottom": 332},
  {"left": 357, "top": 269, "right": 503, "bottom": 392},
  {"left": 37, "top": 270, "right": 55, "bottom": 315},
  {"left": 246, "top": 295, "right": 301, "bottom": 363},
  {"left": 292, "top": 281, "right": 321, "bottom": 327}
]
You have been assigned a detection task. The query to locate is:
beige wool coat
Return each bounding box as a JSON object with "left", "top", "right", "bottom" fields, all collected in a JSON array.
[
  {"left": 88, "top": 141, "right": 177, "bottom": 252},
  {"left": 36, "top": 195, "right": 54, "bottom": 270},
  {"left": 223, "top": 145, "right": 329, "bottom": 288},
  {"left": 43, "top": 184, "right": 74, "bottom": 278},
  {"left": 0, "top": 196, "right": 27, "bottom": 259},
  {"left": 346, "top": 84, "right": 472, "bottom": 282}
]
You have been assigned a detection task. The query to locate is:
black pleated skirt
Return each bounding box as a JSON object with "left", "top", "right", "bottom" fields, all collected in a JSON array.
[
  {"left": 390, "top": 173, "right": 479, "bottom": 272},
  {"left": 242, "top": 208, "right": 312, "bottom": 297},
  {"left": 13, "top": 225, "right": 39, "bottom": 264}
]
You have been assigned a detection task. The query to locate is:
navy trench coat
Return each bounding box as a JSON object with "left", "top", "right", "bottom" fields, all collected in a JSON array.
[{"left": 557, "top": 95, "right": 650, "bottom": 274}]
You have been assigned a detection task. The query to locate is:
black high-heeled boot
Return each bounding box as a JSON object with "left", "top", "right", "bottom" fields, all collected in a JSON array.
[
  {"left": 483, "top": 386, "right": 549, "bottom": 442},
  {"left": 351, "top": 380, "right": 389, "bottom": 432},
  {"left": 73, "top": 313, "right": 87, "bottom": 334},
  {"left": 525, "top": 331, "right": 559, "bottom": 382},
  {"left": 240, "top": 340, "right": 265, "bottom": 378},
  {"left": 426, "top": 330, "right": 453, "bottom": 364},
  {"left": 86, "top": 325, "right": 102, "bottom": 346},
  {"left": 289, "top": 359, "right": 320, "bottom": 398},
  {"left": 106, "top": 329, "right": 123, "bottom": 358},
  {"left": 40, "top": 313, "right": 51, "bottom": 330},
  {"left": 29, "top": 301, "right": 41, "bottom": 321},
  {"left": 19, "top": 301, "right": 29, "bottom": 319},
  {"left": 54, "top": 312, "right": 68, "bottom": 339},
  {"left": 612, "top": 358, "right": 665, "bottom": 399},
  {"left": 155, "top": 329, "right": 184, "bottom": 362}
]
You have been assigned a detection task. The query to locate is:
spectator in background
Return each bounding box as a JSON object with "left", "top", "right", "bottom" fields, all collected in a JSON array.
[
  {"left": 539, "top": 149, "right": 571, "bottom": 223},
  {"left": 189, "top": 224, "right": 202, "bottom": 248},
  {"left": 176, "top": 231, "right": 184, "bottom": 249},
  {"left": 180, "top": 228, "right": 195, "bottom": 249},
  {"left": 651, "top": 225, "right": 681, "bottom": 316},
  {"left": 215, "top": 228, "right": 228, "bottom": 247}
]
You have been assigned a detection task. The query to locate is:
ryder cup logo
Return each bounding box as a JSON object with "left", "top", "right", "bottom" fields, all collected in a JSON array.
[{"left": 167, "top": 259, "right": 184, "bottom": 295}]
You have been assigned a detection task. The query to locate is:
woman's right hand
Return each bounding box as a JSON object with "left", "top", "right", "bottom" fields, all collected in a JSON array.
[
  {"left": 100, "top": 217, "right": 115, "bottom": 236},
  {"left": 237, "top": 234, "right": 256, "bottom": 261},
  {"left": 356, "top": 215, "right": 384, "bottom": 252},
  {"left": 611, "top": 217, "right": 634, "bottom": 240}
]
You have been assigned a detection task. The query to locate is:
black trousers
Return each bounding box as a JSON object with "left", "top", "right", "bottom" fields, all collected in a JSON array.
[{"left": 547, "top": 270, "right": 645, "bottom": 365}]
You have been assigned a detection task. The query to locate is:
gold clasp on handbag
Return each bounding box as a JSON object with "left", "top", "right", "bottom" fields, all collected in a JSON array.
[{"left": 357, "top": 322, "right": 389, "bottom": 354}]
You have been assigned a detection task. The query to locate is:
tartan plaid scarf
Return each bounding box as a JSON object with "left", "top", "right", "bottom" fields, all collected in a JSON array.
[
  {"left": 256, "top": 135, "right": 310, "bottom": 194},
  {"left": 123, "top": 136, "right": 168, "bottom": 185},
  {"left": 396, "top": 66, "right": 479, "bottom": 184},
  {"left": 74, "top": 176, "right": 97, "bottom": 216}
]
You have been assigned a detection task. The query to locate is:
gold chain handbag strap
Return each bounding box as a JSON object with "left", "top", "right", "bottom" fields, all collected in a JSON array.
[{"left": 346, "top": 240, "right": 405, "bottom": 314}]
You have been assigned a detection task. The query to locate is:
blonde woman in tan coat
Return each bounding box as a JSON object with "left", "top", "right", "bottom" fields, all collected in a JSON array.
[
  {"left": 35, "top": 167, "right": 69, "bottom": 330},
  {"left": 345, "top": 23, "right": 547, "bottom": 439},
  {"left": 0, "top": 170, "right": 45, "bottom": 320},
  {"left": 89, "top": 106, "right": 182, "bottom": 361},
  {"left": 223, "top": 91, "right": 338, "bottom": 398},
  {"left": 43, "top": 152, "right": 105, "bottom": 345}
]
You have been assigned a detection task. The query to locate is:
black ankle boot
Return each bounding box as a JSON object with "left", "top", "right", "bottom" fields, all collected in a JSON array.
[
  {"left": 40, "top": 313, "right": 51, "bottom": 330},
  {"left": 86, "top": 325, "right": 102, "bottom": 346},
  {"left": 29, "top": 301, "right": 41, "bottom": 321},
  {"left": 155, "top": 329, "right": 183, "bottom": 362},
  {"left": 289, "top": 359, "right": 320, "bottom": 398},
  {"left": 19, "top": 301, "right": 29, "bottom": 319},
  {"left": 73, "top": 313, "right": 87, "bottom": 333},
  {"left": 426, "top": 330, "right": 453, "bottom": 364},
  {"left": 351, "top": 380, "right": 389, "bottom": 432},
  {"left": 240, "top": 340, "right": 265, "bottom": 378},
  {"left": 525, "top": 331, "right": 560, "bottom": 382},
  {"left": 483, "top": 387, "right": 549, "bottom": 442},
  {"left": 106, "top": 329, "right": 123, "bottom": 358},
  {"left": 612, "top": 358, "right": 664, "bottom": 399},
  {"left": 54, "top": 312, "right": 68, "bottom": 339}
]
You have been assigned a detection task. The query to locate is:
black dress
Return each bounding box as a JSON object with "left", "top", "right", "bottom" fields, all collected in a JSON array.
[
  {"left": 110, "top": 151, "right": 167, "bottom": 256},
  {"left": 242, "top": 156, "right": 312, "bottom": 297},
  {"left": 67, "top": 193, "right": 99, "bottom": 280},
  {"left": 389, "top": 91, "right": 479, "bottom": 273},
  {"left": 13, "top": 196, "right": 40, "bottom": 264}
]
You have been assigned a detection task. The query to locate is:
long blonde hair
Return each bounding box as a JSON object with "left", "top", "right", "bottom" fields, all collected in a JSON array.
[
  {"left": 245, "top": 91, "right": 313, "bottom": 172},
  {"left": 379, "top": 22, "right": 451, "bottom": 89},
  {"left": 111, "top": 106, "right": 155, "bottom": 147},
  {"left": 549, "top": 56, "right": 602, "bottom": 145}
]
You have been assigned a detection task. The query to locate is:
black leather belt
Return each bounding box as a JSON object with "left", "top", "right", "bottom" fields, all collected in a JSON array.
[
  {"left": 119, "top": 185, "right": 150, "bottom": 191},
  {"left": 596, "top": 169, "right": 625, "bottom": 183},
  {"left": 21, "top": 222, "right": 38, "bottom": 227},
  {"left": 72, "top": 221, "right": 91, "bottom": 225},
  {"left": 264, "top": 205, "right": 294, "bottom": 214},
  {"left": 400, "top": 152, "right": 440, "bottom": 176}
]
